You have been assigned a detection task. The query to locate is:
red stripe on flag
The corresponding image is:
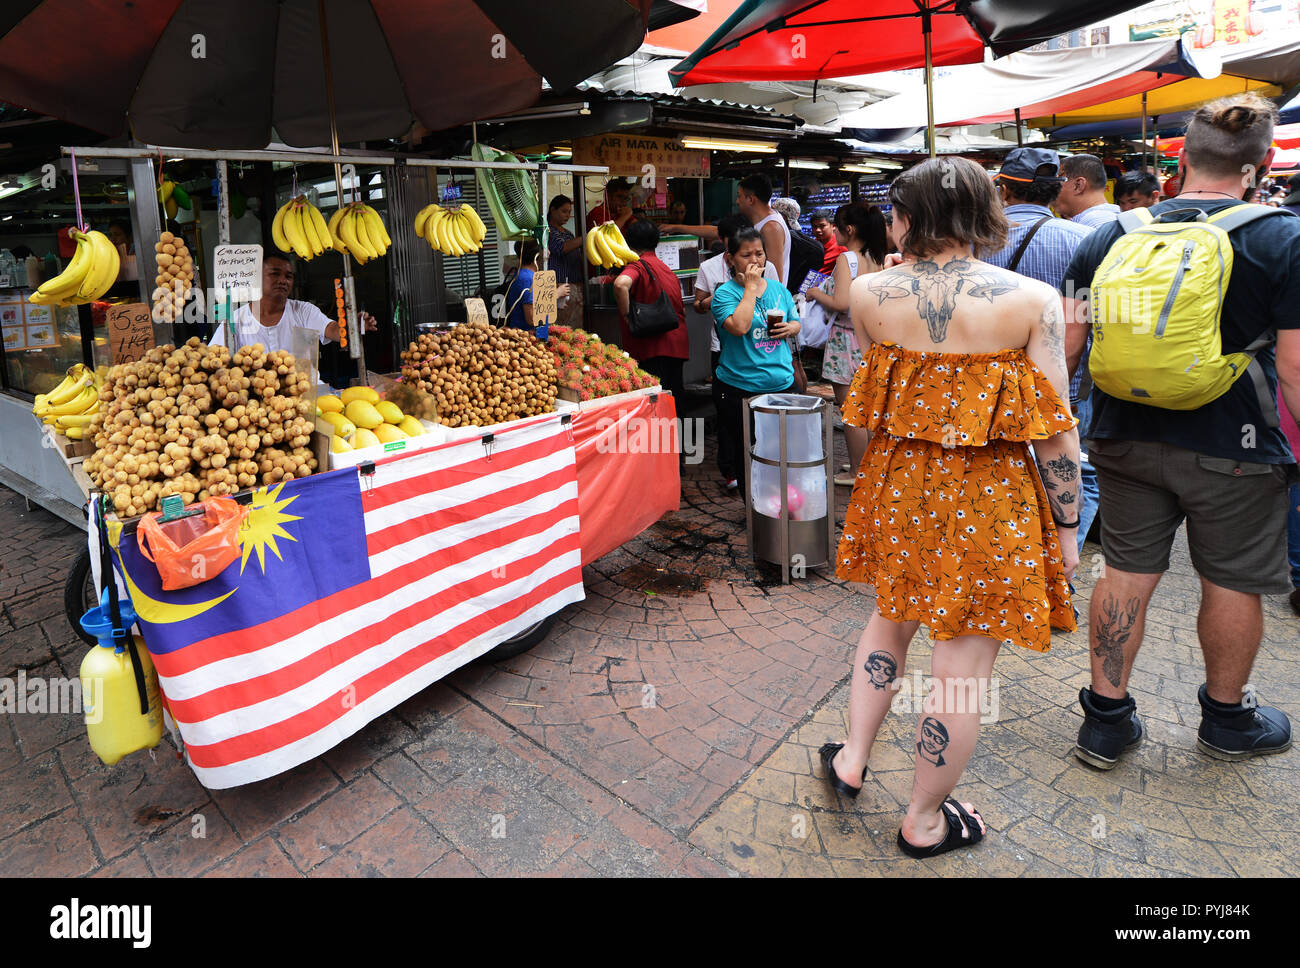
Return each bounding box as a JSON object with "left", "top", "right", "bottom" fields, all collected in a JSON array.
[
  {"left": 361, "top": 430, "right": 571, "bottom": 514},
  {"left": 182, "top": 558, "right": 582, "bottom": 768},
  {"left": 153, "top": 494, "right": 579, "bottom": 679},
  {"left": 364, "top": 464, "right": 576, "bottom": 558}
]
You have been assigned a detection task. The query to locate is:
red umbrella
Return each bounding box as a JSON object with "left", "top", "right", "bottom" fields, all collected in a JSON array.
[
  {"left": 1159, "top": 122, "right": 1300, "bottom": 156},
  {"left": 0, "top": 0, "right": 654, "bottom": 147},
  {"left": 669, "top": 0, "right": 1152, "bottom": 155}
]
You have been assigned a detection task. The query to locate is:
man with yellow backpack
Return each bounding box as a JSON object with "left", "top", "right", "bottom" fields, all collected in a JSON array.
[{"left": 1061, "top": 92, "right": 1300, "bottom": 769}]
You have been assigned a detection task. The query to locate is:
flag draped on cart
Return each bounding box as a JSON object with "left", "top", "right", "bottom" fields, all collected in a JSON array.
[{"left": 107, "top": 414, "right": 584, "bottom": 788}]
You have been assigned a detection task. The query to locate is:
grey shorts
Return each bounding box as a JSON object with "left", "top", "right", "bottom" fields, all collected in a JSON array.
[{"left": 1086, "top": 438, "right": 1297, "bottom": 595}]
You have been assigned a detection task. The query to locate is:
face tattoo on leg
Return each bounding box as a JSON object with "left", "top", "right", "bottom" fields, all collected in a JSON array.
[
  {"left": 865, "top": 651, "right": 899, "bottom": 690},
  {"left": 917, "top": 717, "right": 950, "bottom": 767}
]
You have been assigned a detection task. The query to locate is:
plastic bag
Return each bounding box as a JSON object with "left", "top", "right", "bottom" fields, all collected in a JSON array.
[
  {"left": 136, "top": 497, "right": 246, "bottom": 591},
  {"left": 797, "top": 299, "right": 832, "bottom": 349}
]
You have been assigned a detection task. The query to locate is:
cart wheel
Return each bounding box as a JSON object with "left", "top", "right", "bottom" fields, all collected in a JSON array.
[
  {"left": 483, "top": 614, "right": 557, "bottom": 661},
  {"left": 65, "top": 546, "right": 98, "bottom": 647}
]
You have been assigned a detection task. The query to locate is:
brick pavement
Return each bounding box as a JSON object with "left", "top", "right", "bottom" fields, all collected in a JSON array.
[{"left": 1, "top": 409, "right": 1296, "bottom": 877}]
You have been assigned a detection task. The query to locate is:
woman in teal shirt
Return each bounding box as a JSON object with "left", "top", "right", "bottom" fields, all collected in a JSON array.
[{"left": 711, "top": 227, "right": 801, "bottom": 490}]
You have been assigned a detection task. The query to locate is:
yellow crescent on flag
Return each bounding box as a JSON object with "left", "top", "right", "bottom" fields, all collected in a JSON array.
[{"left": 107, "top": 518, "right": 237, "bottom": 625}]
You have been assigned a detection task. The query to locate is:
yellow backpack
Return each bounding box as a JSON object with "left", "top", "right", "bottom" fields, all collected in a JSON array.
[{"left": 1089, "top": 203, "right": 1294, "bottom": 424}]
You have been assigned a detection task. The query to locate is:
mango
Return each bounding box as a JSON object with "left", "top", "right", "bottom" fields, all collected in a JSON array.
[
  {"left": 398, "top": 415, "right": 424, "bottom": 437},
  {"left": 340, "top": 386, "right": 380, "bottom": 405},
  {"left": 376, "top": 400, "right": 404, "bottom": 424},
  {"left": 329, "top": 435, "right": 353, "bottom": 453},
  {"left": 344, "top": 399, "right": 384, "bottom": 429},
  {"left": 321, "top": 411, "right": 356, "bottom": 438},
  {"left": 374, "top": 423, "right": 407, "bottom": 443},
  {"left": 352, "top": 427, "right": 381, "bottom": 450},
  {"left": 317, "top": 394, "right": 344, "bottom": 413}
]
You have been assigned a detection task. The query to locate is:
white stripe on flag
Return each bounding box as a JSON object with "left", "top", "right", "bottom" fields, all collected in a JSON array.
[{"left": 184, "top": 584, "right": 584, "bottom": 789}]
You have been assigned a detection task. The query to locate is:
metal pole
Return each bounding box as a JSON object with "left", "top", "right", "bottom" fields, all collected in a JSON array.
[
  {"left": 1141, "top": 91, "right": 1148, "bottom": 171},
  {"left": 216, "top": 159, "right": 230, "bottom": 245},
  {"left": 783, "top": 155, "right": 791, "bottom": 196},
  {"left": 923, "top": 6, "right": 936, "bottom": 159},
  {"left": 1015, "top": 108, "right": 1023, "bottom": 147},
  {"left": 318, "top": 0, "right": 365, "bottom": 381}
]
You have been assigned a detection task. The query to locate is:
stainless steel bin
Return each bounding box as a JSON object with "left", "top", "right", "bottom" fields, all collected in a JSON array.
[{"left": 742, "top": 393, "right": 835, "bottom": 583}]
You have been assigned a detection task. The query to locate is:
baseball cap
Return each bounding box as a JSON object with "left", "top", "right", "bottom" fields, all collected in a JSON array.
[{"left": 996, "top": 147, "right": 1065, "bottom": 184}]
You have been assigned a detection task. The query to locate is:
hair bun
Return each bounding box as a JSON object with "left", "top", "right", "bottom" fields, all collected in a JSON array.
[{"left": 1213, "top": 105, "right": 1260, "bottom": 133}]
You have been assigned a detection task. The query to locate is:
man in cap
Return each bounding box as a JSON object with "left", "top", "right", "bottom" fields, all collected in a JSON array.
[{"left": 1282, "top": 173, "right": 1300, "bottom": 210}]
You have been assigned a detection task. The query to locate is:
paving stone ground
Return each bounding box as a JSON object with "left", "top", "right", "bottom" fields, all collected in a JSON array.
[{"left": 1, "top": 397, "right": 1296, "bottom": 877}]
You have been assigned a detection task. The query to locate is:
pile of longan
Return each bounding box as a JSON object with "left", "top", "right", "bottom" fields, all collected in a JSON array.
[
  {"left": 399, "top": 322, "right": 556, "bottom": 428},
  {"left": 150, "top": 231, "right": 195, "bottom": 325},
  {"left": 83, "top": 338, "right": 318, "bottom": 517}
]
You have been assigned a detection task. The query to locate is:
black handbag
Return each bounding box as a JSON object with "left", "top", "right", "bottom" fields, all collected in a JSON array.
[{"left": 627, "top": 268, "right": 679, "bottom": 337}]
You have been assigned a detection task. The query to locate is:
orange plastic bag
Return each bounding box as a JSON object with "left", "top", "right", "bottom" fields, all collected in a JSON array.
[{"left": 136, "top": 497, "right": 247, "bottom": 591}]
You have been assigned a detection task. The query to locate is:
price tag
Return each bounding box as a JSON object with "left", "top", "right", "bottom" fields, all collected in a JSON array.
[
  {"left": 531, "top": 270, "right": 557, "bottom": 327},
  {"left": 107, "top": 302, "right": 155, "bottom": 364},
  {"left": 464, "top": 297, "right": 488, "bottom": 325}
]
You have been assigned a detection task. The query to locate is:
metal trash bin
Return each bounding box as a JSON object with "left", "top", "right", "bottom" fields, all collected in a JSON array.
[{"left": 743, "top": 393, "right": 835, "bottom": 583}]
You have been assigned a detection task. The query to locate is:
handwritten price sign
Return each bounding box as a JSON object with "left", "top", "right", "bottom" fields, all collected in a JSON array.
[{"left": 107, "top": 302, "right": 155, "bottom": 364}]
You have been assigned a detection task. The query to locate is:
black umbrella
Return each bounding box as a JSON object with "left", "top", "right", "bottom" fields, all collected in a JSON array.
[{"left": 0, "top": 0, "right": 656, "bottom": 148}]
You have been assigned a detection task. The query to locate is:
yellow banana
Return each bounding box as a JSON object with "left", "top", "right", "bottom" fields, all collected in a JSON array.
[
  {"left": 272, "top": 201, "right": 293, "bottom": 252},
  {"left": 327, "top": 206, "right": 348, "bottom": 252},
  {"left": 299, "top": 201, "right": 325, "bottom": 256},
  {"left": 449, "top": 213, "right": 473, "bottom": 253},
  {"left": 308, "top": 203, "right": 332, "bottom": 255},
  {"left": 459, "top": 204, "right": 486, "bottom": 244},
  {"left": 585, "top": 226, "right": 602, "bottom": 266},
  {"left": 427, "top": 211, "right": 450, "bottom": 255},
  {"left": 75, "top": 231, "right": 120, "bottom": 301},
  {"left": 415, "top": 204, "right": 440, "bottom": 240},
  {"left": 362, "top": 206, "right": 391, "bottom": 252},
  {"left": 593, "top": 228, "right": 617, "bottom": 269},
  {"left": 45, "top": 383, "right": 97, "bottom": 415},
  {"left": 56, "top": 411, "right": 97, "bottom": 430},
  {"left": 351, "top": 209, "right": 379, "bottom": 260},
  {"left": 336, "top": 206, "right": 364, "bottom": 262},
  {"left": 32, "top": 230, "right": 93, "bottom": 302},
  {"left": 283, "top": 203, "right": 312, "bottom": 259},
  {"left": 603, "top": 226, "right": 639, "bottom": 265},
  {"left": 158, "top": 180, "right": 174, "bottom": 203}
]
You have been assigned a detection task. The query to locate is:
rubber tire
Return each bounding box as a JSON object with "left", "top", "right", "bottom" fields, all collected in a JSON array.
[
  {"left": 65, "top": 546, "right": 98, "bottom": 647},
  {"left": 482, "top": 614, "right": 557, "bottom": 661}
]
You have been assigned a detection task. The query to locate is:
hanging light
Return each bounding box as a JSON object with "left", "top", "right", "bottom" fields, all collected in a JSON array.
[{"left": 681, "top": 136, "right": 778, "bottom": 153}]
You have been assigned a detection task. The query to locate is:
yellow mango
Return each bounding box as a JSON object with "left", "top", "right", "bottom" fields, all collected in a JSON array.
[
  {"left": 317, "top": 394, "right": 344, "bottom": 413},
  {"left": 376, "top": 400, "right": 404, "bottom": 424},
  {"left": 340, "top": 386, "right": 380, "bottom": 405},
  {"left": 374, "top": 423, "right": 407, "bottom": 443},
  {"left": 321, "top": 411, "right": 356, "bottom": 438},
  {"left": 344, "top": 399, "right": 384, "bottom": 429},
  {"left": 352, "top": 427, "right": 381, "bottom": 450},
  {"left": 398, "top": 415, "right": 424, "bottom": 437},
  {"left": 329, "top": 435, "right": 353, "bottom": 453}
]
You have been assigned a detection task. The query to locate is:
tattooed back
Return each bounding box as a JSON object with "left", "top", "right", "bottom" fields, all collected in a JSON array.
[{"left": 851, "top": 254, "right": 1058, "bottom": 354}]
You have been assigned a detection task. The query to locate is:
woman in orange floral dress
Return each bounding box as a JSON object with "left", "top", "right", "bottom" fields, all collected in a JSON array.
[{"left": 819, "top": 158, "right": 1081, "bottom": 858}]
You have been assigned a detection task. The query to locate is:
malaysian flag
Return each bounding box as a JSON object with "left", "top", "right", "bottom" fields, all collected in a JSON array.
[{"left": 103, "top": 414, "right": 584, "bottom": 789}]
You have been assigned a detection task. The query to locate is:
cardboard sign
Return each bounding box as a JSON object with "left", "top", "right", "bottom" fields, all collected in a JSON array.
[
  {"left": 464, "top": 297, "right": 488, "bottom": 325},
  {"left": 531, "top": 270, "right": 557, "bottom": 327},
  {"left": 213, "top": 244, "right": 263, "bottom": 302},
  {"left": 0, "top": 302, "right": 23, "bottom": 351},
  {"left": 107, "top": 302, "right": 155, "bottom": 364}
]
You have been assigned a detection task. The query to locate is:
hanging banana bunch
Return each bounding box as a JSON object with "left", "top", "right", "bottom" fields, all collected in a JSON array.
[
  {"left": 328, "top": 202, "right": 392, "bottom": 265},
  {"left": 158, "top": 179, "right": 190, "bottom": 221},
  {"left": 271, "top": 194, "right": 335, "bottom": 261},
  {"left": 27, "top": 228, "right": 120, "bottom": 307},
  {"left": 414, "top": 203, "right": 487, "bottom": 257},
  {"left": 585, "top": 221, "right": 640, "bottom": 270}
]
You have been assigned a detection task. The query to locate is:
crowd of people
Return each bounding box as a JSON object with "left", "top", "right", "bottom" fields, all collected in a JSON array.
[{"left": 586, "top": 91, "right": 1300, "bottom": 859}]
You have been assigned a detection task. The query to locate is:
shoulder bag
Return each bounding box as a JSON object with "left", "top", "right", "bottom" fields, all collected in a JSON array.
[{"left": 627, "top": 263, "right": 680, "bottom": 337}]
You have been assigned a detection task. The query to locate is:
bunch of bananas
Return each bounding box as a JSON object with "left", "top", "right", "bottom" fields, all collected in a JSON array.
[
  {"left": 414, "top": 203, "right": 486, "bottom": 257},
  {"left": 27, "top": 228, "right": 120, "bottom": 307},
  {"left": 158, "top": 179, "right": 190, "bottom": 221},
  {"left": 585, "top": 221, "right": 639, "bottom": 269},
  {"left": 33, "top": 363, "right": 101, "bottom": 439},
  {"left": 329, "top": 202, "right": 392, "bottom": 265},
  {"left": 272, "top": 195, "right": 334, "bottom": 261}
]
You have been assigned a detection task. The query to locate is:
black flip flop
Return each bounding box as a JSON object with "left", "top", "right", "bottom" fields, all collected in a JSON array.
[{"left": 897, "top": 798, "right": 986, "bottom": 858}]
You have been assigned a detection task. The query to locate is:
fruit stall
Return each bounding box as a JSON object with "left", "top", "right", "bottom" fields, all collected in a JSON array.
[{"left": 13, "top": 142, "right": 684, "bottom": 787}]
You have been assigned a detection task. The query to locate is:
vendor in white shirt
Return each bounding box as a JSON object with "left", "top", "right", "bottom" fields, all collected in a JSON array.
[{"left": 208, "top": 253, "right": 376, "bottom": 381}]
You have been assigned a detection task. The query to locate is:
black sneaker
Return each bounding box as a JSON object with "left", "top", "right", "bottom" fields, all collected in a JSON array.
[
  {"left": 1074, "top": 687, "right": 1144, "bottom": 770},
  {"left": 1196, "top": 684, "right": 1293, "bottom": 761}
]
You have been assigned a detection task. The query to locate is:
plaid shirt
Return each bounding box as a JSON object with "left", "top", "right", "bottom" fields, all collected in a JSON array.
[{"left": 986, "top": 203, "right": 1091, "bottom": 400}]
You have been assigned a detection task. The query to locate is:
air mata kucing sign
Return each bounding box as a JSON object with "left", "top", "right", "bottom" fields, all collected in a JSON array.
[{"left": 572, "top": 135, "right": 709, "bottom": 179}]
